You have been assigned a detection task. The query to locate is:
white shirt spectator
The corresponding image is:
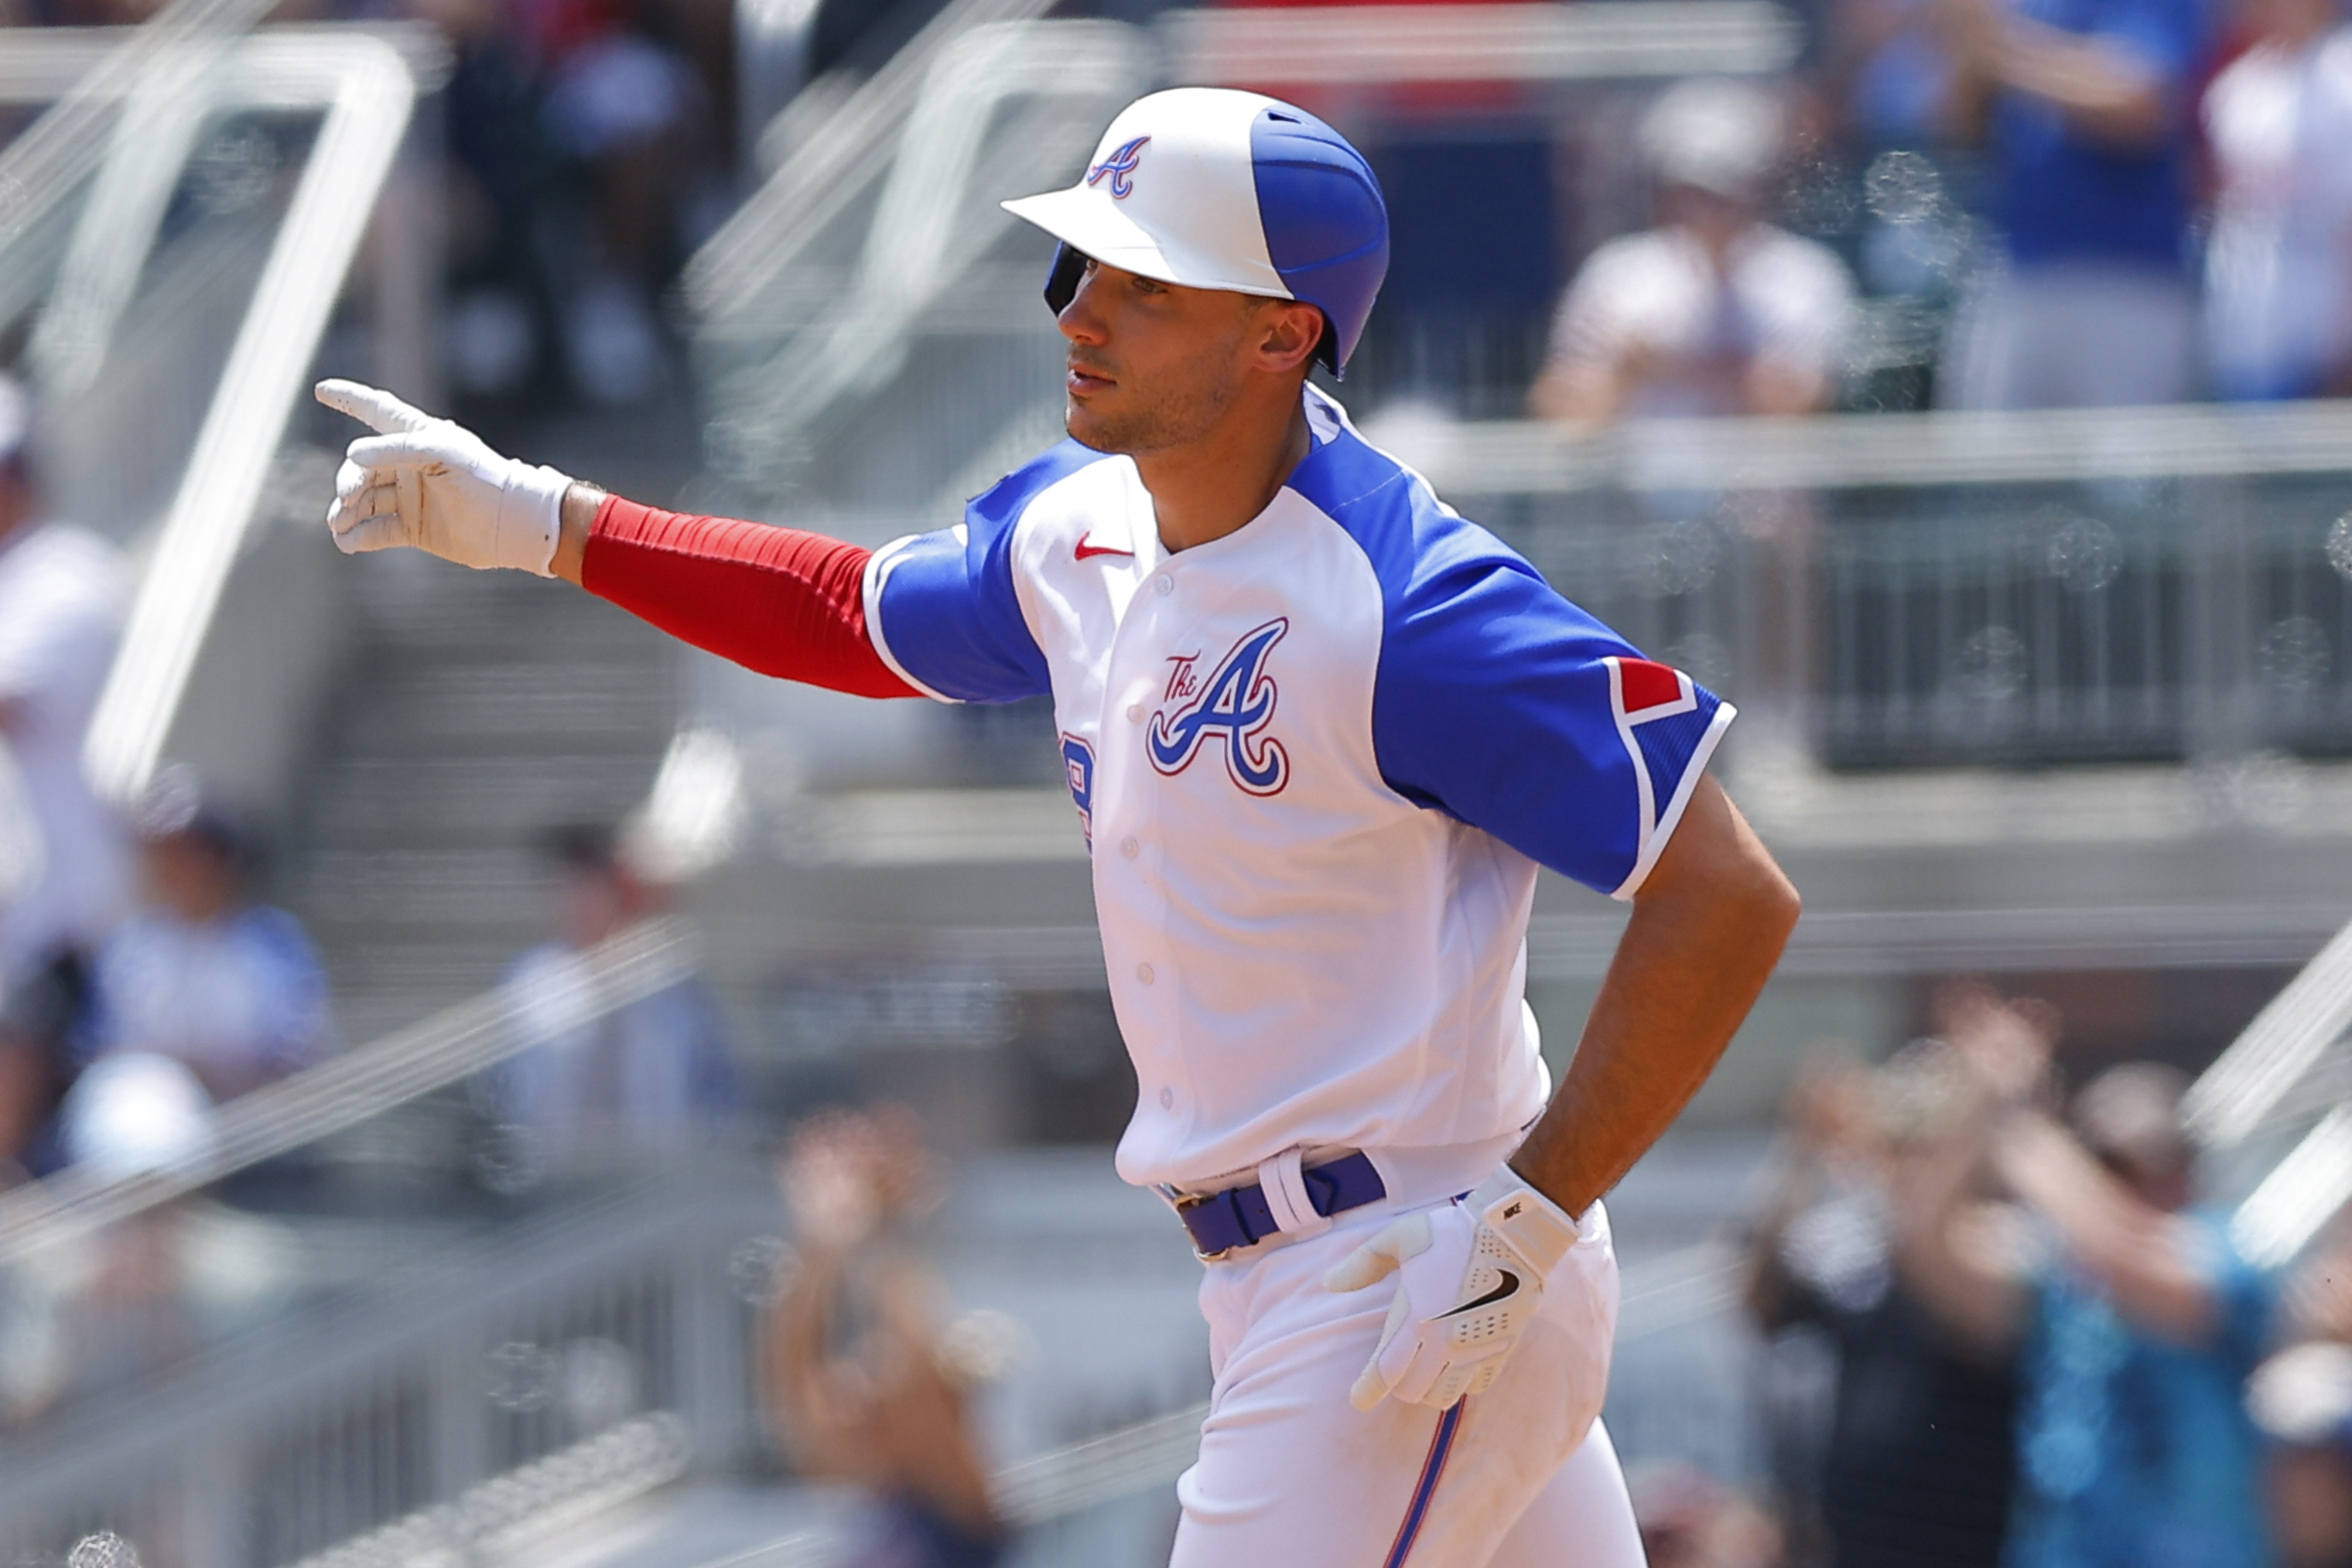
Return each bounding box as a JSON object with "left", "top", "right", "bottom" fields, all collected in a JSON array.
[
  {"left": 2203, "top": 27, "right": 2352, "bottom": 400},
  {"left": 1545, "top": 225, "right": 1855, "bottom": 419},
  {"left": 0, "top": 520, "right": 131, "bottom": 972}
]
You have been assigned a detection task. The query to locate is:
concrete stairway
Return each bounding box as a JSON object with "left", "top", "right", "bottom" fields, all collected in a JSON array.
[{"left": 287, "top": 551, "right": 678, "bottom": 1045}]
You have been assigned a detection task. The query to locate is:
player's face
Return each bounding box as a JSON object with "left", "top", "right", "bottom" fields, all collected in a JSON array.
[{"left": 1055, "top": 258, "right": 1296, "bottom": 455}]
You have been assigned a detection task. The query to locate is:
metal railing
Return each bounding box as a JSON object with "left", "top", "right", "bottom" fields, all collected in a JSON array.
[
  {"left": 686, "top": 0, "right": 1059, "bottom": 330},
  {"left": 0, "top": 1165, "right": 770, "bottom": 1568},
  {"left": 689, "top": 12, "right": 1150, "bottom": 517},
  {"left": 0, "top": 920, "right": 731, "bottom": 1564},
  {"left": 60, "top": 26, "right": 429, "bottom": 802},
  {"left": 0, "top": 22, "right": 429, "bottom": 805},
  {"left": 285, "top": 1413, "right": 696, "bottom": 1568},
  {"left": 0, "top": 0, "right": 272, "bottom": 333},
  {"left": 275, "top": 1232, "right": 1758, "bottom": 1568},
  {"left": 0, "top": 918, "right": 696, "bottom": 1267},
  {"left": 1383, "top": 401, "right": 2352, "bottom": 770},
  {"left": 2179, "top": 913, "right": 2352, "bottom": 1266}
]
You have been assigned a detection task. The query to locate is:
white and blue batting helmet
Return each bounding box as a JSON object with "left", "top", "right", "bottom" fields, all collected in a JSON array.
[{"left": 1002, "top": 87, "right": 1390, "bottom": 376}]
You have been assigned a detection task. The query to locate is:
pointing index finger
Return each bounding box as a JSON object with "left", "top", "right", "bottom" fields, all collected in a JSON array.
[{"left": 314, "top": 377, "right": 436, "bottom": 435}]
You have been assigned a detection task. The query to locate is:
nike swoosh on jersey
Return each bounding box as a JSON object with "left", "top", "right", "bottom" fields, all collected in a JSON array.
[{"left": 1074, "top": 532, "right": 1133, "bottom": 561}]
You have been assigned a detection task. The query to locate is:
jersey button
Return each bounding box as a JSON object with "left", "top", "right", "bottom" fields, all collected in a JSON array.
[
  {"left": 1154, "top": 576, "right": 1174, "bottom": 596},
  {"left": 1118, "top": 836, "right": 1139, "bottom": 859},
  {"left": 1136, "top": 962, "right": 1155, "bottom": 986},
  {"left": 1126, "top": 703, "right": 1144, "bottom": 723},
  {"left": 1158, "top": 1087, "right": 1174, "bottom": 1110}
]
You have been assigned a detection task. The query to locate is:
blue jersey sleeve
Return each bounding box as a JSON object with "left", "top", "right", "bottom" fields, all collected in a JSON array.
[
  {"left": 1369, "top": 519, "right": 1732, "bottom": 899},
  {"left": 865, "top": 442, "right": 1099, "bottom": 704}
]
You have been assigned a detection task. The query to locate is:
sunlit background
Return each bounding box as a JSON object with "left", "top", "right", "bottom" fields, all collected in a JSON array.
[{"left": 3, "top": 0, "right": 2352, "bottom": 1563}]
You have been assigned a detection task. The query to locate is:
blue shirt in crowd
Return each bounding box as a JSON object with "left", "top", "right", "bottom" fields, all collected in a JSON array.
[
  {"left": 2007, "top": 1211, "right": 2275, "bottom": 1568},
  {"left": 79, "top": 904, "right": 333, "bottom": 1090},
  {"left": 1991, "top": 0, "right": 2208, "bottom": 272}
]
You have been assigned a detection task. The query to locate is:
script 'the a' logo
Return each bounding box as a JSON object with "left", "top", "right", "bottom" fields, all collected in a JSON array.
[
  {"left": 1085, "top": 135, "right": 1150, "bottom": 200},
  {"left": 1147, "top": 619, "right": 1290, "bottom": 794}
]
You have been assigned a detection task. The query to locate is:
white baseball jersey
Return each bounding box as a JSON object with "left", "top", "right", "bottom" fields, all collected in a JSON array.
[{"left": 863, "top": 386, "right": 1732, "bottom": 1194}]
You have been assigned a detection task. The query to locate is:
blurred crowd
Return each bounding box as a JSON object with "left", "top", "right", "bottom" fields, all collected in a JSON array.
[
  {"left": 1681, "top": 984, "right": 2352, "bottom": 1568},
  {"left": 1536, "top": 0, "right": 2352, "bottom": 423},
  {"left": 3, "top": 0, "right": 2340, "bottom": 417},
  {"left": 412, "top": 0, "right": 737, "bottom": 408},
  {"left": 0, "top": 0, "right": 755, "bottom": 409}
]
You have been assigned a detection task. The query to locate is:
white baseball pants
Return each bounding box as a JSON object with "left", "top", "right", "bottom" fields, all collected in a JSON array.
[{"left": 1169, "top": 1196, "right": 1642, "bottom": 1568}]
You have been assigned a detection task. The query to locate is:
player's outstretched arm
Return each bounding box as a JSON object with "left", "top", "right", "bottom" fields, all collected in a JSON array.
[
  {"left": 1509, "top": 775, "right": 1799, "bottom": 1218},
  {"left": 316, "top": 381, "right": 918, "bottom": 699}
]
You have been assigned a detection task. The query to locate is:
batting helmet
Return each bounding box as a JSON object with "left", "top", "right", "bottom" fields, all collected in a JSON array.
[{"left": 1002, "top": 88, "right": 1390, "bottom": 376}]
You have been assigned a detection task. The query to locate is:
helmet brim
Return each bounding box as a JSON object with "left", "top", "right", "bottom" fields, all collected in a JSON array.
[
  {"left": 1001, "top": 186, "right": 1293, "bottom": 302},
  {"left": 1003, "top": 186, "right": 1341, "bottom": 376}
]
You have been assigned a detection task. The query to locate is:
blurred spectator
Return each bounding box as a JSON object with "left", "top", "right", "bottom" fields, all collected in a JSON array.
[
  {"left": 1, "top": 1052, "right": 299, "bottom": 1426},
  {"left": 1902, "top": 988, "right": 2276, "bottom": 1568},
  {"left": 1821, "top": 0, "right": 1964, "bottom": 154},
  {"left": 525, "top": 0, "right": 716, "bottom": 405},
  {"left": 1810, "top": 0, "right": 1978, "bottom": 340},
  {"left": 2201, "top": 0, "right": 2352, "bottom": 402},
  {"left": 2, "top": 1053, "right": 213, "bottom": 1423},
  {"left": 419, "top": 0, "right": 563, "bottom": 405},
  {"left": 2246, "top": 1227, "right": 2352, "bottom": 1568},
  {"left": 1625, "top": 1462, "right": 1786, "bottom": 1568},
  {"left": 0, "top": 948, "right": 91, "bottom": 1180},
  {"left": 0, "top": 374, "right": 132, "bottom": 1179},
  {"left": 411, "top": 0, "right": 727, "bottom": 408},
  {"left": 1933, "top": 0, "right": 2208, "bottom": 408},
  {"left": 491, "top": 823, "right": 737, "bottom": 1170},
  {"left": 2251, "top": 1340, "right": 2352, "bottom": 1566},
  {"left": 763, "top": 1106, "right": 1010, "bottom": 1568},
  {"left": 79, "top": 782, "right": 333, "bottom": 1105},
  {"left": 0, "top": 374, "right": 131, "bottom": 987},
  {"left": 1746, "top": 1045, "right": 2019, "bottom": 1568},
  {"left": 1531, "top": 79, "right": 1857, "bottom": 422}
]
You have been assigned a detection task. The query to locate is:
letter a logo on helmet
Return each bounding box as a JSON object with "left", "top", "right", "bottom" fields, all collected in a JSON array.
[
  {"left": 1085, "top": 136, "right": 1150, "bottom": 199},
  {"left": 1002, "top": 88, "right": 1390, "bottom": 376}
]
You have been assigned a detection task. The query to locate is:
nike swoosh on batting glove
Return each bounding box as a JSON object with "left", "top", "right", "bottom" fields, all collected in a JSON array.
[
  {"left": 316, "top": 378, "right": 573, "bottom": 575},
  {"left": 1324, "top": 1169, "right": 1584, "bottom": 1412}
]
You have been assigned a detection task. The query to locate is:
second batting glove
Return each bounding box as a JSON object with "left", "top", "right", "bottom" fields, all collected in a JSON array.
[
  {"left": 1325, "top": 1169, "right": 1585, "bottom": 1412},
  {"left": 316, "top": 378, "right": 573, "bottom": 575}
]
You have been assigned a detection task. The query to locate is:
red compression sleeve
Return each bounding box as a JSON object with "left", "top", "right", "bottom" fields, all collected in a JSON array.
[{"left": 582, "top": 496, "right": 920, "bottom": 699}]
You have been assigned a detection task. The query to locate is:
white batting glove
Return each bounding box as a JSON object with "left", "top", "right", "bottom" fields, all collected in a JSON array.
[
  {"left": 314, "top": 378, "right": 573, "bottom": 575},
  {"left": 1325, "top": 1169, "right": 1585, "bottom": 1412}
]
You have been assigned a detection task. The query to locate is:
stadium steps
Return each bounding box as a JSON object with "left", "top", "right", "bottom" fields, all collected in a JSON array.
[{"left": 287, "top": 558, "right": 678, "bottom": 1044}]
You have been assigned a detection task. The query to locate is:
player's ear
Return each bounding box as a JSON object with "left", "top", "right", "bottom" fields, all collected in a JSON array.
[{"left": 1253, "top": 299, "right": 1325, "bottom": 376}]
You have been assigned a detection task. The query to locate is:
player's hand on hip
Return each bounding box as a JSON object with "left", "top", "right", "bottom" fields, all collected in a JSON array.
[
  {"left": 1325, "top": 1170, "right": 1585, "bottom": 1413},
  {"left": 315, "top": 378, "right": 573, "bottom": 576}
]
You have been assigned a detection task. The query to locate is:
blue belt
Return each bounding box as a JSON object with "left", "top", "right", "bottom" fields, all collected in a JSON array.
[{"left": 1169, "top": 1151, "right": 1386, "bottom": 1259}]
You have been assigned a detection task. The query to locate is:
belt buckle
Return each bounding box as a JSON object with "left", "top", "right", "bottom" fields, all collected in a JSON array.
[{"left": 1157, "top": 1183, "right": 1239, "bottom": 1262}]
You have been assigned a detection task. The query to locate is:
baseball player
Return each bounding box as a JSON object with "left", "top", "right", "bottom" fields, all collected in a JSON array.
[{"left": 316, "top": 88, "right": 1799, "bottom": 1567}]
